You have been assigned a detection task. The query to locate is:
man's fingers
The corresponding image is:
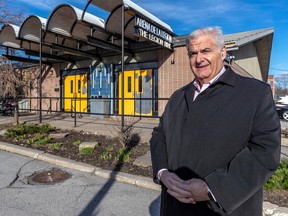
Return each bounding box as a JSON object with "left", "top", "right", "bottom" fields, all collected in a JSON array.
[
  {"left": 167, "top": 188, "right": 191, "bottom": 198},
  {"left": 167, "top": 189, "right": 196, "bottom": 204},
  {"left": 178, "top": 197, "right": 196, "bottom": 204},
  {"left": 168, "top": 178, "right": 190, "bottom": 191}
]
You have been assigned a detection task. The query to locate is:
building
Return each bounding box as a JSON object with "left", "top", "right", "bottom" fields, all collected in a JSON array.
[{"left": 267, "top": 75, "right": 275, "bottom": 98}]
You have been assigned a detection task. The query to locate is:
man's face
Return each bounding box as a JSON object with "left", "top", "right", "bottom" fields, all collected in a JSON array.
[{"left": 187, "top": 35, "right": 226, "bottom": 85}]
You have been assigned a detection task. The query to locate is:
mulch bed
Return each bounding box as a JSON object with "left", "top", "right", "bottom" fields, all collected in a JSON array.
[
  {"left": 0, "top": 123, "right": 287, "bottom": 208},
  {"left": 0, "top": 123, "right": 152, "bottom": 177}
]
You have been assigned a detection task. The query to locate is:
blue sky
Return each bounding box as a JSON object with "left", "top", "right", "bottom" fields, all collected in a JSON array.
[{"left": 7, "top": 0, "right": 288, "bottom": 76}]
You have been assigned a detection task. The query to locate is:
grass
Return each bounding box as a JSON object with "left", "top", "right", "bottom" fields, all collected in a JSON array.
[{"left": 48, "top": 143, "right": 62, "bottom": 150}]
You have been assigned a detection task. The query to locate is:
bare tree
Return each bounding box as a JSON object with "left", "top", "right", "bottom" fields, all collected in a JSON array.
[
  {"left": 0, "top": 0, "right": 24, "bottom": 25},
  {"left": 274, "top": 74, "right": 288, "bottom": 97},
  {"left": 0, "top": 0, "right": 28, "bottom": 125},
  {"left": 109, "top": 116, "right": 141, "bottom": 148},
  {"left": 0, "top": 56, "right": 24, "bottom": 124},
  {"left": 0, "top": 0, "right": 25, "bottom": 56}
]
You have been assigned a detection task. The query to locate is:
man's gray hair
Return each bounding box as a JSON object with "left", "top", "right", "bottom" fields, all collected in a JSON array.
[{"left": 186, "top": 26, "right": 225, "bottom": 51}]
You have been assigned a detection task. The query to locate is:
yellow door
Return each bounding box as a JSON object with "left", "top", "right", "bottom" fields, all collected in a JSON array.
[
  {"left": 135, "top": 69, "right": 153, "bottom": 116},
  {"left": 118, "top": 70, "right": 135, "bottom": 115},
  {"left": 64, "top": 74, "right": 88, "bottom": 113},
  {"left": 64, "top": 75, "right": 74, "bottom": 112}
]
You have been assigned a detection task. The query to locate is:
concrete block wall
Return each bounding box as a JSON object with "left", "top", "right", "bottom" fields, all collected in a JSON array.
[{"left": 158, "top": 46, "right": 194, "bottom": 115}]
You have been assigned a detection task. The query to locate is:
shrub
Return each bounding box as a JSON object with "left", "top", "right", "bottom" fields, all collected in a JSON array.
[
  {"left": 5, "top": 123, "right": 54, "bottom": 138},
  {"left": 100, "top": 152, "right": 112, "bottom": 160},
  {"left": 79, "top": 147, "right": 94, "bottom": 155},
  {"left": 73, "top": 140, "right": 81, "bottom": 146},
  {"left": 116, "top": 148, "right": 130, "bottom": 163},
  {"left": 25, "top": 124, "right": 40, "bottom": 134},
  {"left": 39, "top": 124, "right": 54, "bottom": 133},
  {"left": 265, "top": 158, "right": 288, "bottom": 191},
  {"left": 100, "top": 146, "right": 114, "bottom": 160},
  {"left": 6, "top": 125, "right": 26, "bottom": 137},
  {"left": 30, "top": 135, "right": 50, "bottom": 147}
]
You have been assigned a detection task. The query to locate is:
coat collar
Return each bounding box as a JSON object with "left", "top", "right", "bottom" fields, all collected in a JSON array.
[
  {"left": 182, "top": 66, "right": 238, "bottom": 93},
  {"left": 213, "top": 66, "right": 238, "bottom": 87},
  {"left": 182, "top": 66, "right": 238, "bottom": 110}
]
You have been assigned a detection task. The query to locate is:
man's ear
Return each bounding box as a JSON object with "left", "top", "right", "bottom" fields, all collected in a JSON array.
[{"left": 221, "top": 47, "right": 227, "bottom": 60}]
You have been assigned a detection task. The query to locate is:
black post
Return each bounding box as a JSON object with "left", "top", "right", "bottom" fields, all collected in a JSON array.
[
  {"left": 121, "top": 3, "right": 125, "bottom": 132},
  {"left": 74, "top": 97, "right": 77, "bottom": 127},
  {"left": 39, "top": 26, "right": 43, "bottom": 123}
]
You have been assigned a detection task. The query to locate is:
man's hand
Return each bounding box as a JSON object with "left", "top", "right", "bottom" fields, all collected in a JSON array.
[
  {"left": 184, "top": 178, "right": 210, "bottom": 202},
  {"left": 160, "top": 171, "right": 210, "bottom": 204},
  {"left": 160, "top": 170, "right": 196, "bottom": 204}
]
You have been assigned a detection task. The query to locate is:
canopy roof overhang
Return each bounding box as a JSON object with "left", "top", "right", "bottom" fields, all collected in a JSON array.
[{"left": 0, "top": 1, "right": 174, "bottom": 64}]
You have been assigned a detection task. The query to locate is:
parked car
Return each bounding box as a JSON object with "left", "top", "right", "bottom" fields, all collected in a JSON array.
[
  {"left": 0, "top": 97, "right": 15, "bottom": 116},
  {"left": 275, "top": 102, "right": 288, "bottom": 121}
]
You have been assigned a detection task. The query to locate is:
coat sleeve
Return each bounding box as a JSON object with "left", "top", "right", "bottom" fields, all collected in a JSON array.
[
  {"left": 150, "top": 105, "right": 169, "bottom": 184},
  {"left": 204, "top": 84, "right": 281, "bottom": 213}
]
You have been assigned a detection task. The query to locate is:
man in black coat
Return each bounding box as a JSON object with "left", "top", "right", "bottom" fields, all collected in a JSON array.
[{"left": 150, "top": 26, "right": 281, "bottom": 215}]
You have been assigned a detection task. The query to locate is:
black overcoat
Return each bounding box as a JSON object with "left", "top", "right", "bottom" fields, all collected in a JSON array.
[{"left": 150, "top": 67, "right": 281, "bottom": 216}]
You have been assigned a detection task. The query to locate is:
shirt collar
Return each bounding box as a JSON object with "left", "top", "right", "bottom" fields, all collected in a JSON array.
[{"left": 193, "top": 66, "right": 226, "bottom": 92}]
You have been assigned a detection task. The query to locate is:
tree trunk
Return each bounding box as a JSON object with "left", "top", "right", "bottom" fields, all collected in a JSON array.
[{"left": 13, "top": 97, "right": 19, "bottom": 125}]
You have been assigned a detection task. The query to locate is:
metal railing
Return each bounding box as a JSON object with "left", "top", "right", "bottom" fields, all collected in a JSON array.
[{"left": 13, "top": 95, "right": 169, "bottom": 127}]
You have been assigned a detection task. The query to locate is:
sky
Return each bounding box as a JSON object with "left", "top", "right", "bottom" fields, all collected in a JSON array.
[{"left": 6, "top": 0, "right": 288, "bottom": 76}]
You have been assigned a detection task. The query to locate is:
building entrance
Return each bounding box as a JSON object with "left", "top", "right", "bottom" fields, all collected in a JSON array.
[
  {"left": 118, "top": 69, "right": 153, "bottom": 116},
  {"left": 63, "top": 74, "right": 88, "bottom": 113}
]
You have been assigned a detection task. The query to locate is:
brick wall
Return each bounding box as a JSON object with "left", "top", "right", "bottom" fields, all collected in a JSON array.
[
  {"left": 267, "top": 75, "right": 275, "bottom": 98},
  {"left": 21, "top": 64, "right": 61, "bottom": 112}
]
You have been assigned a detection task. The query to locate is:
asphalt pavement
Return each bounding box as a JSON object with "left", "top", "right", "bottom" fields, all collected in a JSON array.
[{"left": 0, "top": 150, "right": 161, "bottom": 216}]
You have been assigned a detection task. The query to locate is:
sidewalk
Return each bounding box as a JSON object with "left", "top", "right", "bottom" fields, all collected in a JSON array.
[{"left": 2, "top": 113, "right": 158, "bottom": 143}]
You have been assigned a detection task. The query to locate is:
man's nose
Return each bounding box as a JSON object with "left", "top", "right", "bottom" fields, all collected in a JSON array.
[{"left": 196, "top": 52, "right": 204, "bottom": 63}]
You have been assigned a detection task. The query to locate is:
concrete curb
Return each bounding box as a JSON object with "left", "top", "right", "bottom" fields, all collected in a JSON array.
[{"left": 0, "top": 141, "right": 160, "bottom": 192}]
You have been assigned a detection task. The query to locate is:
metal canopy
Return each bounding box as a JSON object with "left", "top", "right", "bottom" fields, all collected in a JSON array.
[
  {"left": 88, "top": 0, "right": 173, "bottom": 33},
  {"left": 0, "top": 1, "right": 174, "bottom": 64},
  {"left": 87, "top": 0, "right": 174, "bottom": 46},
  {"left": 51, "top": 43, "right": 101, "bottom": 60},
  {"left": 19, "top": 15, "right": 47, "bottom": 43},
  {"left": 0, "top": 4, "right": 106, "bottom": 62},
  {"left": 46, "top": 4, "right": 105, "bottom": 39},
  {"left": 3, "top": 54, "right": 52, "bottom": 65},
  {"left": 24, "top": 50, "right": 75, "bottom": 64},
  {"left": 0, "top": 24, "right": 21, "bottom": 49}
]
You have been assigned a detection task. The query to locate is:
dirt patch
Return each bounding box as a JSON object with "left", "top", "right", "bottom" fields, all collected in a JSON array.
[
  {"left": 29, "top": 168, "right": 71, "bottom": 185},
  {"left": 0, "top": 123, "right": 287, "bottom": 208}
]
